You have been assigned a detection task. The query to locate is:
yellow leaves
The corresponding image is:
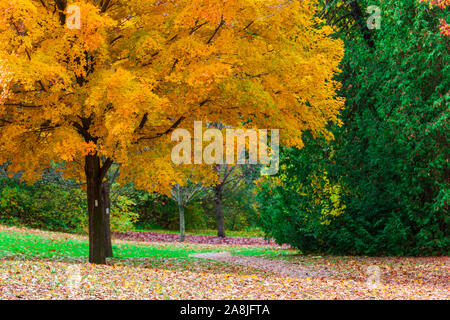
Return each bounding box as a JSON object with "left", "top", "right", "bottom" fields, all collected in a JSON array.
[
  {"left": 52, "top": 129, "right": 96, "bottom": 162},
  {"left": 0, "top": 1, "right": 56, "bottom": 56},
  {"left": 67, "top": 1, "right": 116, "bottom": 52},
  {"left": 120, "top": 19, "right": 136, "bottom": 31},
  {"left": 185, "top": 62, "right": 232, "bottom": 92},
  {"left": 177, "top": 0, "right": 226, "bottom": 26},
  {"left": 87, "top": 68, "right": 162, "bottom": 112},
  {"left": 0, "top": 0, "right": 38, "bottom": 32},
  {"left": 129, "top": 31, "right": 165, "bottom": 65},
  {"left": 0, "top": 0, "right": 345, "bottom": 191},
  {"left": 84, "top": 68, "right": 169, "bottom": 157},
  {"left": 308, "top": 170, "right": 347, "bottom": 225},
  {"left": 0, "top": 59, "right": 11, "bottom": 104}
]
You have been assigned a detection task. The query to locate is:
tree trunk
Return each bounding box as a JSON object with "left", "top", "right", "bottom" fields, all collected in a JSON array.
[
  {"left": 214, "top": 188, "right": 225, "bottom": 238},
  {"left": 349, "top": 0, "right": 375, "bottom": 49},
  {"left": 179, "top": 204, "right": 185, "bottom": 242},
  {"left": 85, "top": 155, "right": 106, "bottom": 264},
  {"left": 102, "top": 180, "right": 113, "bottom": 258}
]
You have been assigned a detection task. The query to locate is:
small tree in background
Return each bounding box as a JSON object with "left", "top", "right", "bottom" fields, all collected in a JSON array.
[
  {"left": 171, "top": 181, "right": 205, "bottom": 242},
  {"left": 210, "top": 163, "right": 260, "bottom": 237}
]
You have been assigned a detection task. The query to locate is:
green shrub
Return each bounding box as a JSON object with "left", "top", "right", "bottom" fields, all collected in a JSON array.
[
  {"left": 0, "top": 177, "right": 138, "bottom": 233},
  {"left": 0, "top": 177, "right": 85, "bottom": 232},
  {"left": 257, "top": 0, "right": 449, "bottom": 256}
]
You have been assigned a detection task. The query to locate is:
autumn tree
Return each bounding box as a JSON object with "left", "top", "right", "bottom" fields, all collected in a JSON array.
[
  {"left": 0, "top": 0, "right": 344, "bottom": 264},
  {"left": 170, "top": 164, "right": 213, "bottom": 242},
  {"left": 171, "top": 181, "right": 205, "bottom": 242},
  {"left": 209, "top": 163, "right": 260, "bottom": 238}
]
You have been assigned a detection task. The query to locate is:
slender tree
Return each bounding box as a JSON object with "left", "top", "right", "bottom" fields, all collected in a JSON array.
[
  {"left": 210, "top": 164, "right": 259, "bottom": 237},
  {"left": 171, "top": 181, "right": 204, "bottom": 242}
]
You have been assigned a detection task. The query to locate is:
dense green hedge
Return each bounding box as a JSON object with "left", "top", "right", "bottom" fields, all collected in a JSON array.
[
  {"left": 257, "top": 0, "right": 449, "bottom": 256},
  {"left": 0, "top": 177, "right": 138, "bottom": 233},
  {"left": 0, "top": 177, "right": 86, "bottom": 232}
]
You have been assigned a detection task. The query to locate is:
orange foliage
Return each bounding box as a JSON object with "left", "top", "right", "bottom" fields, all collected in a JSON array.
[{"left": 0, "top": 0, "right": 344, "bottom": 193}]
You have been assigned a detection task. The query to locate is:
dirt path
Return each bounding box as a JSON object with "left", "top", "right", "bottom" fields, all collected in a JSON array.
[{"left": 190, "top": 252, "right": 329, "bottom": 279}]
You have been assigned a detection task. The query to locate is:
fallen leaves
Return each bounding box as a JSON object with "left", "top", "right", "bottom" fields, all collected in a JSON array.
[
  {"left": 0, "top": 226, "right": 448, "bottom": 300},
  {"left": 112, "top": 231, "right": 277, "bottom": 246},
  {"left": 0, "top": 258, "right": 448, "bottom": 300}
]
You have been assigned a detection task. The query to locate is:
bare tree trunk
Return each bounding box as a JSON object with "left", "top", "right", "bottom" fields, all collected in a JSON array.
[
  {"left": 85, "top": 155, "right": 106, "bottom": 264},
  {"left": 214, "top": 188, "right": 225, "bottom": 238},
  {"left": 179, "top": 204, "right": 185, "bottom": 242},
  {"left": 102, "top": 180, "right": 113, "bottom": 258}
]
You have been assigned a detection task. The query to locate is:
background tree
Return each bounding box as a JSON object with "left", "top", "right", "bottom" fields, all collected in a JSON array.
[
  {"left": 171, "top": 180, "right": 205, "bottom": 242},
  {"left": 210, "top": 163, "right": 260, "bottom": 237},
  {"left": 317, "top": 0, "right": 376, "bottom": 48},
  {"left": 0, "top": 0, "right": 344, "bottom": 264},
  {"left": 257, "top": 0, "right": 449, "bottom": 255}
]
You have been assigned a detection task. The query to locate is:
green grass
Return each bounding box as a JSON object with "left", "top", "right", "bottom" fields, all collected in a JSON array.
[{"left": 0, "top": 229, "right": 292, "bottom": 261}]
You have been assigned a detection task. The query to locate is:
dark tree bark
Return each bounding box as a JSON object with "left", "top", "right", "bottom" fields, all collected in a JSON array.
[
  {"left": 84, "top": 154, "right": 112, "bottom": 264},
  {"left": 349, "top": 0, "right": 376, "bottom": 49},
  {"left": 85, "top": 155, "right": 106, "bottom": 264},
  {"left": 214, "top": 187, "right": 225, "bottom": 238},
  {"left": 102, "top": 180, "right": 113, "bottom": 258},
  {"left": 55, "top": 0, "right": 67, "bottom": 25}
]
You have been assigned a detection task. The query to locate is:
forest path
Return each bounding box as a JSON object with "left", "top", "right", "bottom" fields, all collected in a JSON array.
[{"left": 190, "top": 252, "right": 330, "bottom": 279}]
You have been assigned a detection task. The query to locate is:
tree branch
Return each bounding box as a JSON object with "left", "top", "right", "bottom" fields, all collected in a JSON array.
[
  {"left": 55, "top": 0, "right": 67, "bottom": 25},
  {"left": 137, "top": 116, "right": 185, "bottom": 142},
  {"left": 100, "top": 0, "right": 112, "bottom": 13},
  {"left": 206, "top": 18, "right": 224, "bottom": 44},
  {"left": 348, "top": 0, "right": 375, "bottom": 49},
  {"left": 100, "top": 158, "right": 113, "bottom": 182}
]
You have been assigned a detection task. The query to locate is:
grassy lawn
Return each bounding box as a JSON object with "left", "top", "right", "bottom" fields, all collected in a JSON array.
[
  {"left": 0, "top": 226, "right": 291, "bottom": 261},
  {"left": 0, "top": 226, "right": 447, "bottom": 300}
]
